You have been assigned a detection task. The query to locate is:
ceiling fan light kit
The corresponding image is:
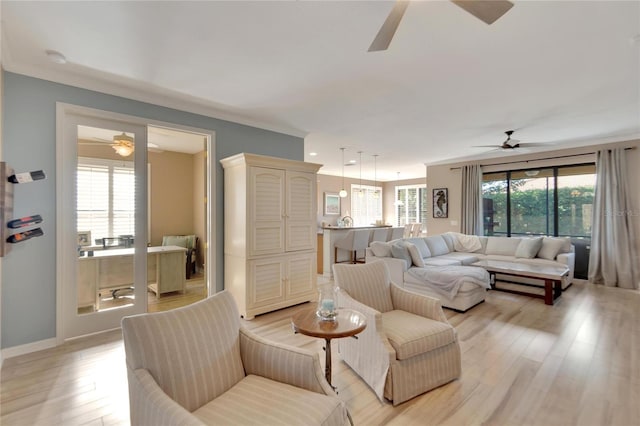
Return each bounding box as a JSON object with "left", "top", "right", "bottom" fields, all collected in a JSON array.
[
  {"left": 112, "top": 132, "right": 135, "bottom": 157},
  {"left": 369, "top": 0, "right": 514, "bottom": 52}
]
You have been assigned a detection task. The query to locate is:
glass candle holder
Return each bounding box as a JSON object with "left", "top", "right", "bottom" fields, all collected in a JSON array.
[{"left": 316, "top": 282, "right": 338, "bottom": 321}]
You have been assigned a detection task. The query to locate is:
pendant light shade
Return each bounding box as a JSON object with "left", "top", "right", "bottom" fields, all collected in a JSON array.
[{"left": 339, "top": 147, "right": 347, "bottom": 198}]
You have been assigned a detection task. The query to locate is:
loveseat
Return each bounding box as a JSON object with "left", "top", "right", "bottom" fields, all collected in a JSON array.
[{"left": 366, "top": 233, "right": 575, "bottom": 312}]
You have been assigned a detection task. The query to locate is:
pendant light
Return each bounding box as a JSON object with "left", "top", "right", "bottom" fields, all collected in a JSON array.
[
  {"left": 339, "top": 148, "right": 347, "bottom": 198},
  {"left": 358, "top": 151, "right": 364, "bottom": 198},
  {"left": 372, "top": 154, "right": 379, "bottom": 199},
  {"left": 394, "top": 172, "right": 404, "bottom": 206}
]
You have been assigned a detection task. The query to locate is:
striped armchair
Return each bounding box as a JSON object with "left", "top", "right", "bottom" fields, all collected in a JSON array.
[
  {"left": 122, "top": 291, "right": 349, "bottom": 425},
  {"left": 333, "top": 261, "right": 461, "bottom": 406}
]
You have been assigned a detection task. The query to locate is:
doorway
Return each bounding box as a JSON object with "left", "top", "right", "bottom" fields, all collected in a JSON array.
[{"left": 57, "top": 104, "right": 215, "bottom": 341}]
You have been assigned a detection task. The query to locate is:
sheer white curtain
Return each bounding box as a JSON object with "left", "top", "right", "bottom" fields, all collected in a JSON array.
[
  {"left": 461, "top": 164, "right": 484, "bottom": 235},
  {"left": 588, "top": 148, "right": 639, "bottom": 289}
]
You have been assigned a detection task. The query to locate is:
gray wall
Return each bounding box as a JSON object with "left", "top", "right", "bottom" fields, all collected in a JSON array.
[{"left": 1, "top": 71, "right": 304, "bottom": 348}]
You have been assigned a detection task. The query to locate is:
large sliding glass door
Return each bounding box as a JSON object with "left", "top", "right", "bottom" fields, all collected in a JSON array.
[{"left": 482, "top": 165, "right": 596, "bottom": 238}]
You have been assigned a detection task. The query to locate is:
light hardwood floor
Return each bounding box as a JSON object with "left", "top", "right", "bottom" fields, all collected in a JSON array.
[{"left": 1, "top": 279, "right": 638, "bottom": 425}]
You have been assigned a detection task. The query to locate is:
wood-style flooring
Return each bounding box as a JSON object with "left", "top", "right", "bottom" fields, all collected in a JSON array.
[{"left": 1, "top": 279, "right": 639, "bottom": 425}]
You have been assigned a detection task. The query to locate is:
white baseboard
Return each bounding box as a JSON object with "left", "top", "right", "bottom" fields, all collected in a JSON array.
[{"left": 1, "top": 337, "right": 58, "bottom": 360}]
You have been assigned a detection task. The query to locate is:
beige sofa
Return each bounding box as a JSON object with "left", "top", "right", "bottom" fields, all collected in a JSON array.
[{"left": 366, "top": 233, "right": 575, "bottom": 312}]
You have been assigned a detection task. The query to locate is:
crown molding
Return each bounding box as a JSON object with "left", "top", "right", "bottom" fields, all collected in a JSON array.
[{"left": 2, "top": 60, "right": 308, "bottom": 139}]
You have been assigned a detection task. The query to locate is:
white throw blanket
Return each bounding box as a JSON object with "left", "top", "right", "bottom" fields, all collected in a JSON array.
[
  {"left": 451, "top": 232, "right": 482, "bottom": 253},
  {"left": 407, "top": 265, "right": 490, "bottom": 299}
]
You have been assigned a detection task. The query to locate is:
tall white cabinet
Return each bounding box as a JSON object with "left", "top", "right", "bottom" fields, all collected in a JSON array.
[{"left": 221, "top": 153, "right": 322, "bottom": 319}]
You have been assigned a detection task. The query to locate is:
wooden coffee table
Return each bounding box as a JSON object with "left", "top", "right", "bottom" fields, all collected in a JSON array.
[
  {"left": 472, "top": 260, "right": 569, "bottom": 305},
  {"left": 291, "top": 307, "right": 366, "bottom": 387}
]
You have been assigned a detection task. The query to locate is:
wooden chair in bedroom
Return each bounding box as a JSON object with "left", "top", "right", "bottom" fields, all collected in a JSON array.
[{"left": 162, "top": 235, "right": 198, "bottom": 279}]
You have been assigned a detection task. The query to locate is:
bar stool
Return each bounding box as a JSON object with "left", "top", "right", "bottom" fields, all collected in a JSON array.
[
  {"left": 403, "top": 224, "right": 413, "bottom": 238},
  {"left": 389, "top": 227, "right": 404, "bottom": 241},
  {"left": 411, "top": 223, "right": 423, "bottom": 237},
  {"left": 334, "top": 229, "right": 371, "bottom": 264},
  {"left": 370, "top": 228, "right": 390, "bottom": 244}
]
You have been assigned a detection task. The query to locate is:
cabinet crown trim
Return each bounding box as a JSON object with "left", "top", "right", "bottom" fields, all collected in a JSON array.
[{"left": 220, "top": 153, "right": 322, "bottom": 173}]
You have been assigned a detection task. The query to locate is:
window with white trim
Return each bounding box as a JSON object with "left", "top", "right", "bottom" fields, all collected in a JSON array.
[
  {"left": 395, "top": 184, "right": 427, "bottom": 228},
  {"left": 77, "top": 157, "right": 135, "bottom": 243},
  {"left": 350, "top": 184, "right": 383, "bottom": 226}
]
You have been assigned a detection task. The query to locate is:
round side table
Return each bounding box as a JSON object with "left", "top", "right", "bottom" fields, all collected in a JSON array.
[{"left": 291, "top": 308, "right": 366, "bottom": 388}]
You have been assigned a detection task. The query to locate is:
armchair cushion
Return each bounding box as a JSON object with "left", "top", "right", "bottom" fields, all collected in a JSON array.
[
  {"left": 333, "top": 260, "right": 394, "bottom": 313},
  {"left": 381, "top": 310, "right": 457, "bottom": 360},
  {"left": 193, "top": 374, "right": 347, "bottom": 426},
  {"left": 239, "top": 327, "right": 332, "bottom": 395},
  {"left": 122, "top": 291, "right": 246, "bottom": 412}
]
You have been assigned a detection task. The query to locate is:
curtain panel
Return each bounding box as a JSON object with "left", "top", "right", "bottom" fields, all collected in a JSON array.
[
  {"left": 461, "top": 164, "right": 484, "bottom": 236},
  {"left": 588, "top": 148, "right": 639, "bottom": 289}
]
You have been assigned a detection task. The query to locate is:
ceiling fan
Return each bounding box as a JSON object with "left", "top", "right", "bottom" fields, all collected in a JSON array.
[
  {"left": 368, "top": 0, "right": 514, "bottom": 52},
  {"left": 78, "top": 133, "right": 162, "bottom": 157},
  {"left": 474, "top": 130, "right": 550, "bottom": 150}
]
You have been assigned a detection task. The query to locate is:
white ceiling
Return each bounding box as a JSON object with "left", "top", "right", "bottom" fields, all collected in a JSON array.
[{"left": 2, "top": 1, "right": 639, "bottom": 181}]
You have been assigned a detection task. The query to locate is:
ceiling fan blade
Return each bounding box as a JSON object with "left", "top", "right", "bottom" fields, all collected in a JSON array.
[
  {"left": 368, "top": 1, "right": 410, "bottom": 52},
  {"left": 451, "top": 0, "right": 514, "bottom": 25},
  {"left": 516, "top": 142, "right": 553, "bottom": 148}
]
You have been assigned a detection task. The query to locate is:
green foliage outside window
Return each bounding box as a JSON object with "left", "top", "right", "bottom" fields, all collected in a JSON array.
[{"left": 482, "top": 166, "right": 595, "bottom": 238}]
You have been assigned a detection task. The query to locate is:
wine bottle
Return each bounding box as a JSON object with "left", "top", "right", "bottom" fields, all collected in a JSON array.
[
  {"left": 7, "top": 214, "right": 43, "bottom": 229},
  {"left": 7, "top": 170, "right": 46, "bottom": 184},
  {"left": 6, "top": 227, "right": 44, "bottom": 243}
]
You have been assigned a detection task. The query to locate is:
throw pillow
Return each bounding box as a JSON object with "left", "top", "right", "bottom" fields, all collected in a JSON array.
[
  {"left": 370, "top": 241, "right": 392, "bottom": 258},
  {"left": 475, "top": 236, "right": 488, "bottom": 254},
  {"left": 538, "top": 237, "right": 567, "bottom": 260},
  {"left": 485, "top": 237, "right": 522, "bottom": 256},
  {"left": 390, "top": 242, "right": 412, "bottom": 269},
  {"left": 424, "top": 235, "right": 450, "bottom": 256},
  {"left": 515, "top": 237, "right": 544, "bottom": 258},
  {"left": 405, "top": 238, "right": 431, "bottom": 258},
  {"left": 405, "top": 243, "right": 425, "bottom": 267},
  {"left": 441, "top": 233, "right": 456, "bottom": 251}
]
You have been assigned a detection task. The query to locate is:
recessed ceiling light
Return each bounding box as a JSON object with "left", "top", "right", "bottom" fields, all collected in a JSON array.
[
  {"left": 46, "top": 50, "right": 67, "bottom": 64},
  {"left": 349, "top": 159, "right": 356, "bottom": 164},
  {"left": 309, "top": 152, "right": 317, "bottom": 156}
]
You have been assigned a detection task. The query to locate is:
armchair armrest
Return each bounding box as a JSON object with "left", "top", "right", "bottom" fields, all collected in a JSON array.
[
  {"left": 390, "top": 283, "right": 449, "bottom": 324},
  {"left": 239, "top": 326, "right": 335, "bottom": 396},
  {"left": 128, "top": 368, "right": 204, "bottom": 426},
  {"left": 338, "top": 289, "right": 395, "bottom": 401}
]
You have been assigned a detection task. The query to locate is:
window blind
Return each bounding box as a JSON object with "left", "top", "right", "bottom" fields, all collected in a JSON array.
[{"left": 77, "top": 158, "right": 135, "bottom": 243}]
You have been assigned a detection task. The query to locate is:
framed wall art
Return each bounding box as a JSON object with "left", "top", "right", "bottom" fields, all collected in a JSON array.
[
  {"left": 324, "top": 192, "right": 341, "bottom": 215},
  {"left": 432, "top": 188, "right": 448, "bottom": 218},
  {"left": 77, "top": 230, "right": 92, "bottom": 247}
]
